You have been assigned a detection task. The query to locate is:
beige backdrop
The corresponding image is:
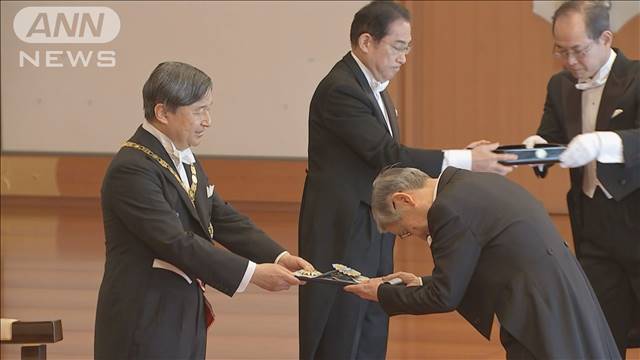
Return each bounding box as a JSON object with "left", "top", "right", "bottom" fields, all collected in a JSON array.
[{"left": 1, "top": 0, "right": 366, "bottom": 157}]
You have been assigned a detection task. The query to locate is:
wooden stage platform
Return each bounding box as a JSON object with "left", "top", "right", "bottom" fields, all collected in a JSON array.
[{"left": 1, "top": 197, "right": 637, "bottom": 359}]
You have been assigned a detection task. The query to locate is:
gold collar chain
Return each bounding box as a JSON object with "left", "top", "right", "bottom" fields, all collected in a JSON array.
[
  {"left": 122, "top": 141, "right": 213, "bottom": 238},
  {"left": 122, "top": 141, "right": 197, "bottom": 204}
]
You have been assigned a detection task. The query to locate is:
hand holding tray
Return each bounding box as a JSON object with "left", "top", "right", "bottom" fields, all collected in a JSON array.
[
  {"left": 493, "top": 144, "right": 566, "bottom": 165},
  {"left": 294, "top": 264, "right": 369, "bottom": 286}
]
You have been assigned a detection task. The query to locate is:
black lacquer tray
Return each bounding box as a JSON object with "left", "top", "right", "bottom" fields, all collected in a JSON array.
[{"left": 493, "top": 144, "right": 566, "bottom": 165}]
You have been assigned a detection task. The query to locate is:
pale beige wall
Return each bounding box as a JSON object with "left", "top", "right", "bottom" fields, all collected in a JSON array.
[{"left": 1, "top": 1, "right": 367, "bottom": 157}]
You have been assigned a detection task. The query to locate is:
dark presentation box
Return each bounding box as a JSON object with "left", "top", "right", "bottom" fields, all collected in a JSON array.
[{"left": 493, "top": 144, "right": 566, "bottom": 165}]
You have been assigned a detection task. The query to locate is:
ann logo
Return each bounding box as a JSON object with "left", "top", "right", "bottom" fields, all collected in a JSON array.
[
  {"left": 13, "top": 7, "right": 120, "bottom": 68},
  {"left": 26, "top": 11, "right": 105, "bottom": 40},
  {"left": 14, "top": 7, "right": 120, "bottom": 43}
]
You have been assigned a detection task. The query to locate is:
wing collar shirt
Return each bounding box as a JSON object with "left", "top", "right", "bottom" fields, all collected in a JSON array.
[
  {"left": 142, "top": 119, "right": 284, "bottom": 293},
  {"left": 576, "top": 49, "right": 623, "bottom": 199},
  {"left": 350, "top": 52, "right": 471, "bottom": 174}
]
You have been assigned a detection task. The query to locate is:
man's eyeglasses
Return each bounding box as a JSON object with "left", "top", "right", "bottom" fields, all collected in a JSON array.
[
  {"left": 382, "top": 40, "right": 412, "bottom": 56},
  {"left": 390, "top": 200, "right": 412, "bottom": 238},
  {"left": 553, "top": 42, "right": 595, "bottom": 60}
]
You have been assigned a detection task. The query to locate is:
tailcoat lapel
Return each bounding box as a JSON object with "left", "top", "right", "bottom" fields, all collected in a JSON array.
[
  {"left": 561, "top": 75, "right": 582, "bottom": 140},
  {"left": 382, "top": 90, "right": 400, "bottom": 140},
  {"left": 189, "top": 161, "right": 214, "bottom": 239},
  {"left": 595, "top": 53, "right": 632, "bottom": 131},
  {"left": 129, "top": 127, "right": 207, "bottom": 234},
  {"left": 342, "top": 53, "right": 393, "bottom": 135}
]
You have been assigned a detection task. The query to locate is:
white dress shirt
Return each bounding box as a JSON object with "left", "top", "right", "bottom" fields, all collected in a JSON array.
[
  {"left": 578, "top": 49, "right": 624, "bottom": 199},
  {"left": 351, "top": 52, "right": 394, "bottom": 136},
  {"left": 350, "top": 52, "right": 471, "bottom": 174}
]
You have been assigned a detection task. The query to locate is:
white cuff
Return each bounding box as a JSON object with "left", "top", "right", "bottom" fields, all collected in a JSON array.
[
  {"left": 441, "top": 150, "right": 472, "bottom": 173},
  {"left": 274, "top": 251, "right": 289, "bottom": 265},
  {"left": 596, "top": 132, "right": 624, "bottom": 163},
  {"left": 235, "top": 261, "right": 256, "bottom": 294}
]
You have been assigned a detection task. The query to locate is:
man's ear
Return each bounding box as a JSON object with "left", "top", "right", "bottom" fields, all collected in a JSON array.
[
  {"left": 391, "top": 192, "right": 416, "bottom": 208},
  {"left": 358, "top": 33, "right": 373, "bottom": 54},
  {"left": 154, "top": 103, "right": 170, "bottom": 125},
  {"left": 599, "top": 30, "right": 613, "bottom": 48}
]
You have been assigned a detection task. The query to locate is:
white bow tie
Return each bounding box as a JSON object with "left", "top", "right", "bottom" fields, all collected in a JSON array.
[
  {"left": 371, "top": 79, "right": 389, "bottom": 93},
  {"left": 575, "top": 77, "right": 607, "bottom": 91},
  {"left": 575, "top": 51, "right": 614, "bottom": 91},
  {"left": 169, "top": 147, "right": 195, "bottom": 166}
]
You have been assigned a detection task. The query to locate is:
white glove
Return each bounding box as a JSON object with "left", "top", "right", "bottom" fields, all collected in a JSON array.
[
  {"left": 560, "top": 133, "right": 602, "bottom": 168},
  {"left": 522, "top": 135, "right": 548, "bottom": 149},
  {"left": 522, "top": 135, "right": 548, "bottom": 171},
  {"left": 560, "top": 132, "right": 624, "bottom": 168}
]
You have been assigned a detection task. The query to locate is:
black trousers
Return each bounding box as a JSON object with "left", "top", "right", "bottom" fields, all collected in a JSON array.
[
  {"left": 573, "top": 188, "right": 640, "bottom": 359},
  {"left": 314, "top": 205, "right": 395, "bottom": 360},
  {"left": 499, "top": 327, "right": 536, "bottom": 360}
]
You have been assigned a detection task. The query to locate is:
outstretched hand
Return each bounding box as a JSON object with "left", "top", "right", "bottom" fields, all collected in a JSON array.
[
  {"left": 344, "top": 278, "right": 384, "bottom": 302},
  {"left": 470, "top": 142, "right": 517, "bottom": 176},
  {"left": 277, "top": 253, "right": 315, "bottom": 272},
  {"left": 251, "top": 263, "right": 301, "bottom": 291},
  {"left": 382, "top": 272, "right": 422, "bottom": 287}
]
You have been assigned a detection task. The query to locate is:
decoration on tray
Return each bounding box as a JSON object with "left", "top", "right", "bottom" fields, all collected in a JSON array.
[{"left": 294, "top": 264, "right": 369, "bottom": 286}]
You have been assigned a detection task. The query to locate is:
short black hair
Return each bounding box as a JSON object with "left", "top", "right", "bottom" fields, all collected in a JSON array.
[
  {"left": 350, "top": 1, "right": 410, "bottom": 47},
  {"left": 142, "top": 61, "right": 212, "bottom": 121},
  {"left": 552, "top": 1, "right": 611, "bottom": 40}
]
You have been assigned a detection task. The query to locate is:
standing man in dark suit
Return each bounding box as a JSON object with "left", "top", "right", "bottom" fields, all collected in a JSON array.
[
  {"left": 346, "top": 167, "right": 620, "bottom": 359},
  {"left": 521, "top": 2, "right": 639, "bottom": 357},
  {"left": 94, "top": 61, "right": 313, "bottom": 360},
  {"left": 298, "top": 2, "right": 516, "bottom": 359}
]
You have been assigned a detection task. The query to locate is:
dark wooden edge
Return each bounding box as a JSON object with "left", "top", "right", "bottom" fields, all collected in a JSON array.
[{"left": 0, "top": 320, "right": 63, "bottom": 344}]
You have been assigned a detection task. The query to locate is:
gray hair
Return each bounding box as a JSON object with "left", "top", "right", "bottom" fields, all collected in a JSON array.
[
  {"left": 552, "top": 1, "right": 611, "bottom": 40},
  {"left": 371, "top": 167, "right": 431, "bottom": 231},
  {"left": 143, "top": 61, "right": 212, "bottom": 121}
]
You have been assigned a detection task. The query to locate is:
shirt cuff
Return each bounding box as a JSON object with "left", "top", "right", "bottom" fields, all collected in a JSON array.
[
  {"left": 274, "top": 251, "right": 290, "bottom": 265},
  {"left": 441, "top": 149, "right": 472, "bottom": 173},
  {"left": 235, "top": 261, "right": 256, "bottom": 294},
  {"left": 596, "top": 132, "right": 624, "bottom": 163},
  {"left": 418, "top": 277, "right": 424, "bottom": 286}
]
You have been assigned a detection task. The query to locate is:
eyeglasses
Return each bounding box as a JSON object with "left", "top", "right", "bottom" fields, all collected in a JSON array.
[
  {"left": 390, "top": 200, "right": 412, "bottom": 238},
  {"left": 553, "top": 41, "right": 595, "bottom": 60},
  {"left": 382, "top": 40, "right": 412, "bottom": 55}
]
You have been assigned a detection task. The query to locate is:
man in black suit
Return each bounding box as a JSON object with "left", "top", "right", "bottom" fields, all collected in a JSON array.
[
  {"left": 94, "top": 62, "right": 312, "bottom": 360},
  {"left": 298, "top": 2, "right": 515, "bottom": 359},
  {"left": 521, "top": 2, "right": 639, "bottom": 357},
  {"left": 346, "top": 166, "right": 620, "bottom": 359}
]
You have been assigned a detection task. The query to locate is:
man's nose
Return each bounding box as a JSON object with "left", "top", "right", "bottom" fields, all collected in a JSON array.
[
  {"left": 397, "top": 53, "right": 407, "bottom": 65},
  {"left": 202, "top": 111, "right": 212, "bottom": 127},
  {"left": 565, "top": 54, "right": 578, "bottom": 66}
]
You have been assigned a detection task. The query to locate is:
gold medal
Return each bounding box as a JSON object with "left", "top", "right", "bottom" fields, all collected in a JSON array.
[{"left": 332, "top": 263, "right": 361, "bottom": 277}]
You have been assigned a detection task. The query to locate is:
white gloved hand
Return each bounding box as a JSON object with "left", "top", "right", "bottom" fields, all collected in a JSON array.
[
  {"left": 559, "top": 133, "right": 602, "bottom": 168},
  {"left": 522, "top": 135, "right": 548, "bottom": 149},
  {"left": 522, "top": 135, "right": 548, "bottom": 171}
]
